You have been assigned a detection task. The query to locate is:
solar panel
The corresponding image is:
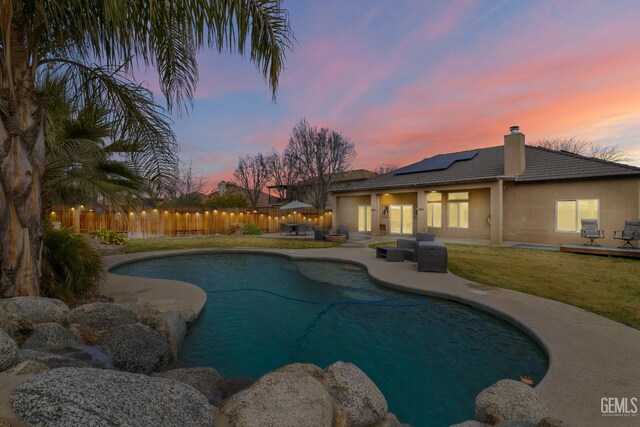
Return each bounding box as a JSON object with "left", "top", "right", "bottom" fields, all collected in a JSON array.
[{"left": 394, "top": 150, "right": 479, "bottom": 175}]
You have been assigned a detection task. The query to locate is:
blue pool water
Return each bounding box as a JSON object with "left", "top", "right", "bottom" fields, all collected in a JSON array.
[{"left": 113, "top": 253, "right": 547, "bottom": 426}]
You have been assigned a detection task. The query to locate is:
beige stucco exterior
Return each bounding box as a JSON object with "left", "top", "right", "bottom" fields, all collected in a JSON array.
[{"left": 332, "top": 177, "right": 640, "bottom": 245}]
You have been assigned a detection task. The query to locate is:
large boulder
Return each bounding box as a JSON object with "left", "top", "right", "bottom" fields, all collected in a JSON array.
[
  {"left": 99, "top": 324, "right": 170, "bottom": 374},
  {"left": 0, "top": 329, "right": 17, "bottom": 371},
  {"left": 11, "top": 367, "right": 213, "bottom": 426},
  {"left": 4, "top": 360, "right": 49, "bottom": 375},
  {"left": 22, "top": 323, "right": 83, "bottom": 351},
  {"left": 324, "top": 361, "right": 388, "bottom": 427},
  {"left": 148, "top": 298, "right": 197, "bottom": 322},
  {"left": 156, "top": 310, "right": 187, "bottom": 360},
  {"left": 69, "top": 302, "right": 137, "bottom": 331},
  {"left": 159, "top": 367, "right": 224, "bottom": 403},
  {"left": 0, "top": 297, "right": 69, "bottom": 330},
  {"left": 0, "top": 304, "right": 13, "bottom": 336},
  {"left": 221, "top": 368, "right": 334, "bottom": 426},
  {"left": 476, "top": 380, "right": 550, "bottom": 425},
  {"left": 450, "top": 421, "right": 487, "bottom": 427},
  {"left": 16, "top": 349, "right": 91, "bottom": 369}
]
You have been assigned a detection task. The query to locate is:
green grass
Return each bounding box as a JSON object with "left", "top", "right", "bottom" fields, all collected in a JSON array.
[
  {"left": 125, "top": 235, "right": 338, "bottom": 253},
  {"left": 370, "top": 241, "right": 640, "bottom": 328}
]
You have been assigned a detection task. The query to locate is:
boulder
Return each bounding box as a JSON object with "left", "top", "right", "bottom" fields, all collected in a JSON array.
[
  {"left": 11, "top": 367, "right": 213, "bottom": 427},
  {"left": 0, "top": 330, "right": 17, "bottom": 371},
  {"left": 159, "top": 367, "right": 224, "bottom": 403},
  {"left": 16, "top": 349, "right": 91, "bottom": 369},
  {"left": 99, "top": 324, "right": 170, "bottom": 374},
  {"left": 148, "top": 298, "right": 197, "bottom": 322},
  {"left": 536, "top": 417, "right": 565, "bottom": 427},
  {"left": 69, "top": 302, "right": 137, "bottom": 331},
  {"left": 156, "top": 310, "right": 187, "bottom": 359},
  {"left": 22, "top": 323, "right": 83, "bottom": 351},
  {"left": 0, "top": 305, "right": 13, "bottom": 336},
  {"left": 5, "top": 360, "right": 49, "bottom": 375},
  {"left": 475, "top": 380, "right": 550, "bottom": 425},
  {"left": 324, "top": 361, "right": 388, "bottom": 427},
  {"left": 221, "top": 369, "right": 333, "bottom": 427},
  {"left": 495, "top": 422, "right": 536, "bottom": 427},
  {"left": 222, "top": 376, "right": 256, "bottom": 399},
  {"left": 451, "top": 422, "right": 487, "bottom": 427},
  {"left": 0, "top": 297, "right": 69, "bottom": 330},
  {"left": 116, "top": 298, "right": 162, "bottom": 327},
  {"left": 68, "top": 323, "right": 102, "bottom": 345}
]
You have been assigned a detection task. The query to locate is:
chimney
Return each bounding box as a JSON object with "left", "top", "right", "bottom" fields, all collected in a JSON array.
[{"left": 504, "top": 125, "right": 526, "bottom": 176}]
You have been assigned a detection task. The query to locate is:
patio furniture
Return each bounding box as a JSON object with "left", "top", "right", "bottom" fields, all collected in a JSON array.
[
  {"left": 286, "top": 223, "right": 297, "bottom": 235},
  {"left": 376, "top": 246, "right": 404, "bottom": 262},
  {"left": 416, "top": 233, "right": 436, "bottom": 242},
  {"left": 613, "top": 219, "right": 640, "bottom": 248},
  {"left": 279, "top": 223, "right": 288, "bottom": 236},
  {"left": 417, "top": 241, "right": 448, "bottom": 273},
  {"left": 337, "top": 225, "right": 349, "bottom": 240},
  {"left": 314, "top": 228, "right": 330, "bottom": 241},
  {"left": 397, "top": 239, "right": 418, "bottom": 262},
  {"left": 580, "top": 219, "right": 604, "bottom": 246},
  {"left": 294, "top": 223, "right": 308, "bottom": 235}
]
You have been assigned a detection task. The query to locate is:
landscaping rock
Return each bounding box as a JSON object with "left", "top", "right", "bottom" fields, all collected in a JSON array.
[
  {"left": 536, "top": 417, "right": 565, "bottom": 427},
  {"left": 117, "top": 298, "right": 162, "bottom": 327},
  {"left": 159, "top": 367, "right": 224, "bottom": 403},
  {"left": 69, "top": 302, "right": 137, "bottom": 331},
  {"left": 495, "top": 421, "right": 536, "bottom": 427},
  {"left": 377, "top": 412, "right": 410, "bottom": 427},
  {"left": 99, "top": 324, "right": 170, "bottom": 374},
  {"left": 450, "top": 421, "right": 487, "bottom": 427},
  {"left": 0, "top": 330, "right": 17, "bottom": 371},
  {"left": 476, "top": 380, "right": 550, "bottom": 425},
  {"left": 148, "top": 298, "right": 197, "bottom": 322},
  {"left": 0, "top": 305, "right": 13, "bottom": 336},
  {"left": 22, "top": 323, "right": 83, "bottom": 351},
  {"left": 16, "top": 349, "right": 90, "bottom": 369},
  {"left": 11, "top": 367, "right": 213, "bottom": 426},
  {"left": 221, "top": 369, "right": 333, "bottom": 426},
  {"left": 68, "top": 323, "right": 102, "bottom": 345},
  {"left": 157, "top": 310, "right": 187, "bottom": 359},
  {"left": 324, "top": 361, "right": 388, "bottom": 427},
  {"left": 223, "top": 376, "right": 256, "bottom": 399},
  {"left": 5, "top": 360, "right": 49, "bottom": 375},
  {"left": 0, "top": 297, "right": 69, "bottom": 330}
]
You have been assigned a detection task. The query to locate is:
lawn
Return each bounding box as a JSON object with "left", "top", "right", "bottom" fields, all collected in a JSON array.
[
  {"left": 125, "top": 235, "right": 338, "bottom": 253},
  {"left": 370, "top": 242, "right": 640, "bottom": 328}
]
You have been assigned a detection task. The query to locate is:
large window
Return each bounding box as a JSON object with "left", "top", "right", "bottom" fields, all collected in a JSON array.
[
  {"left": 426, "top": 192, "right": 442, "bottom": 228},
  {"left": 390, "top": 204, "right": 413, "bottom": 234},
  {"left": 358, "top": 205, "right": 371, "bottom": 232},
  {"left": 556, "top": 199, "right": 599, "bottom": 232},
  {"left": 448, "top": 192, "right": 469, "bottom": 229}
]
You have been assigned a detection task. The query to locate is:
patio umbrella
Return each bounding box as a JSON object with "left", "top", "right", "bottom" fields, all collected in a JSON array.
[{"left": 279, "top": 200, "right": 313, "bottom": 210}]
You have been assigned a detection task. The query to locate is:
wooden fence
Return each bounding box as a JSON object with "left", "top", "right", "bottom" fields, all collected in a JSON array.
[{"left": 50, "top": 206, "right": 332, "bottom": 238}]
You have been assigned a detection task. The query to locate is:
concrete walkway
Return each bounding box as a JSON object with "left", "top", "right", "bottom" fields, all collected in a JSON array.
[{"left": 101, "top": 247, "right": 640, "bottom": 425}]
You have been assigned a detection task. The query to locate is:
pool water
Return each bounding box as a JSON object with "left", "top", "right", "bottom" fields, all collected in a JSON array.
[{"left": 113, "top": 253, "right": 547, "bottom": 426}]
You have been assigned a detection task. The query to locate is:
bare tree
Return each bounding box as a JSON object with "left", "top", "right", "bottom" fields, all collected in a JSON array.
[
  {"left": 233, "top": 153, "right": 271, "bottom": 208},
  {"left": 534, "top": 137, "right": 631, "bottom": 163},
  {"left": 374, "top": 163, "right": 398, "bottom": 175},
  {"left": 287, "top": 119, "right": 356, "bottom": 208},
  {"left": 265, "top": 148, "right": 300, "bottom": 201},
  {"left": 164, "top": 160, "right": 208, "bottom": 207}
]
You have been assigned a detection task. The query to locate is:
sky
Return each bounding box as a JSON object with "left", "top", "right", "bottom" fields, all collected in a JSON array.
[{"left": 141, "top": 0, "right": 640, "bottom": 191}]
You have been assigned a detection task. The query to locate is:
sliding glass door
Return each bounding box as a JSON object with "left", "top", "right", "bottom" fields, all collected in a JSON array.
[
  {"left": 358, "top": 205, "right": 371, "bottom": 232},
  {"left": 389, "top": 204, "right": 413, "bottom": 234}
]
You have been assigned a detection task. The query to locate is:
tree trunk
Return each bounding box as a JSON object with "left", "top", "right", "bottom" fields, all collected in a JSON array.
[{"left": 0, "top": 27, "right": 45, "bottom": 297}]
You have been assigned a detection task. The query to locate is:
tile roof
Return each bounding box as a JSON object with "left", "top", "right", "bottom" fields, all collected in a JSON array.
[{"left": 333, "top": 145, "right": 640, "bottom": 193}]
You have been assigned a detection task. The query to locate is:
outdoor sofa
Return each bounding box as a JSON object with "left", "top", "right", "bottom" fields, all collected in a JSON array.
[{"left": 396, "top": 233, "right": 436, "bottom": 261}]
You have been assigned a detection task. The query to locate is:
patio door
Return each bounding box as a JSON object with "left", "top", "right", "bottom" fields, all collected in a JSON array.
[
  {"left": 389, "top": 204, "right": 413, "bottom": 234},
  {"left": 358, "top": 205, "right": 371, "bottom": 232}
]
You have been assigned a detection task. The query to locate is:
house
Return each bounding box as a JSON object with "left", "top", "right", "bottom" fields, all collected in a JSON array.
[
  {"left": 330, "top": 127, "right": 640, "bottom": 245},
  {"left": 268, "top": 169, "right": 379, "bottom": 208}
]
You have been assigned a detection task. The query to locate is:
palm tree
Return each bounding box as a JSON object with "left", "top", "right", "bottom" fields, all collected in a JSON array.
[{"left": 0, "top": 0, "right": 292, "bottom": 296}]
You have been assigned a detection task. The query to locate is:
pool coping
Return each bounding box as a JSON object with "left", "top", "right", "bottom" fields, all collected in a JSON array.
[{"left": 102, "top": 247, "right": 640, "bottom": 426}]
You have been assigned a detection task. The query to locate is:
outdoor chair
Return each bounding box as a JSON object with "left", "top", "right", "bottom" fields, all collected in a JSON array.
[
  {"left": 337, "top": 225, "right": 349, "bottom": 240},
  {"left": 580, "top": 219, "right": 604, "bottom": 246},
  {"left": 397, "top": 239, "right": 418, "bottom": 262},
  {"left": 416, "top": 233, "right": 436, "bottom": 242},
  {"left": 417, "top": 241, "right": 448, "bottom": 273},
  {"left": 613, "top": 219, "right": 640, "bottom": 248},
  {"left": 279, "top": 223, "right": 287, "bottom": 236}
]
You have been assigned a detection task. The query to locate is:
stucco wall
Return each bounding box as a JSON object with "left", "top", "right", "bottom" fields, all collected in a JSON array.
[
  {"left": 335, "top": 195, "right": 372, "bottom": 232},
  {"left": 503, "top": 178, "right": 640, "bottom": 245},
  {"left": 426, "top": 188, "right": 492, "bottom": 239},
  {"left": 379, "top": 193, "right": 418, "bottom": 234}
]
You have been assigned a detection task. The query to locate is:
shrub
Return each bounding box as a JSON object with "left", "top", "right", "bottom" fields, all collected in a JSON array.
[
  {"left": 41, "top": 227, "right": 104, "bottom": 302},
  {"left": 242, "top": 223, "right": 262, "bottom": 235},
  {"left": 96, "top": 229, "right": 128, "bottom": 245}
]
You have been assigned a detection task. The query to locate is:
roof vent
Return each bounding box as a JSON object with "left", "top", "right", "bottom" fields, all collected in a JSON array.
[{"left": 509, "top": 126, "right": 520, "bottom": 134}]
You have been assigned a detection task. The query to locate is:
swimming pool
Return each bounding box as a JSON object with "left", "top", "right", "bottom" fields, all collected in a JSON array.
[{"left": 112, "top": 253, "right": 547, "bottom": 426}]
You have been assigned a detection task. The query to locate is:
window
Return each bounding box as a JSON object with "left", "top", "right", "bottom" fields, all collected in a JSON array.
[
  {"left": 556, "top": 199, "right": 599, "bottom": 232},
  {"left": 390, "top": 204, "right": 413, "bottom": 234},
  {"left": 358, "top": 205, "right": 371, "bottom": 232},
  {"left": 448, "top": 192, "right": 469, "bottom": 229},
  {"left": 426, "top": 192, "right": 442, "bottom": 228}
]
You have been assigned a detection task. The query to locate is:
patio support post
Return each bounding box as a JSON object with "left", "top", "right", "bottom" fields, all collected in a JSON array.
[
  {"left": 331, "top": 195, "right": 339, "bottom": 233},
  {"left": 416, "top": 191, "right": 426, "bottom": 233},
  {"left": 371, "top": 193, "right": 380, "bottom": 235},
  {"left": 490, "top": 181, "right": 503, "bottom": 244},
  {"left": 73, "top": 206, "right": 81, "bottom": 233}
]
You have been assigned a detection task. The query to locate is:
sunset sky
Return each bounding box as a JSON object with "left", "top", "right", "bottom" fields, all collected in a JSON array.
[{"left": 143, "top": 0, "right": 640, "bottom": 190}]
